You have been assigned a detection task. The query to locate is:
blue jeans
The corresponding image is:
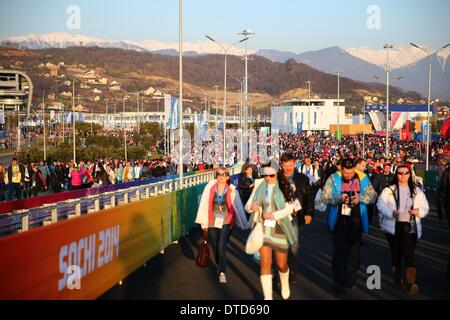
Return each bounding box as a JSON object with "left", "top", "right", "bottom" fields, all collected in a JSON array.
[{"left": 208, "top": 225, "right": 232, "bottom": 274}]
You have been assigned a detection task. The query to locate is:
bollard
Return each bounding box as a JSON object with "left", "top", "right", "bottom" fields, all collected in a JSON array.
[
  {"left": 21, "top": 214, "right": 29, "bottom": 232},
  {"left": 124, "top": 192, "right": 129, "bottom": 204},
  {"left": 111, "top": 195, "right": 116, "bottom": 207},
  {"left": 75, "top": 203, "right": 81, "bottom": 217},
  {"left": 136, "top": 189, "right": 140, "bottom": 201},
  {"left": 51, "top": 208, "right": 58, "bottom": 224},
  {"left": 145, "top": 187, "right": 150, "bottom": 198},
  {"left": 168, "top": 182, "right": 173, "bottom": 192},
  {"left": 94, "top": 199, "right": 100, "bottom": 212}
]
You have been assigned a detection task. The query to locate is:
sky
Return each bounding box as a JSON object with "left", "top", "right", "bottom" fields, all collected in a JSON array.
[{"left": 0, "top": 0, "right": 449, "bottom": 53}]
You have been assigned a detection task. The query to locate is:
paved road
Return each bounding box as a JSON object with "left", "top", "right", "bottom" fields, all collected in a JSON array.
[{"left": 100, "top": 194, "right": 450, "bottom": 300}]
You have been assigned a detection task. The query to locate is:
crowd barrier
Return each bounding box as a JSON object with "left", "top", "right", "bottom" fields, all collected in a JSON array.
[
  {"left": 0, "top": 168, "right": 242, "bottom": 299},
  {"left": 0, "top": 169, "right": 212, "bottom": 215}
]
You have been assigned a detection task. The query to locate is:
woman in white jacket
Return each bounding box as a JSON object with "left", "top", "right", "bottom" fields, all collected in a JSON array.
[
  {"left": 377, "top": 164, "right": 429, "bottom": 295},
  {"left": 195, "top": 167, "right": 249, "bottom": 284}
]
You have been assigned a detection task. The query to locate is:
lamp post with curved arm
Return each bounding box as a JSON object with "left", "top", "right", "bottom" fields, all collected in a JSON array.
[
  {"left": 206, "top": 35, "right": 248, "bottom": 166},
  {"left": 410, "top": 42, "right": 450, "bottom": 171}
]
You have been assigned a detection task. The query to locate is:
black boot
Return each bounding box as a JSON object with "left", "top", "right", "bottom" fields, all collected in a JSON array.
[{"left": 392, "top": 266, "right": 405, "bottom": 291}]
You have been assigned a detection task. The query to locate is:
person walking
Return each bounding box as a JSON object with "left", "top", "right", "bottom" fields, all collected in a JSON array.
[
  {"left": 317, "top": 158, "right": 377, "bottom": 291},
  {"left": 195, "top": 167, "right": 249, "bottom": 284},
  {"left": 245, "top": 165, "right": 297, "bottom": 300},
  {"left": 279, "top": 152, "right": 314, "bottom": 283},
  {"left": 377, "top": 163, "right": 429, "bottom": 295}
]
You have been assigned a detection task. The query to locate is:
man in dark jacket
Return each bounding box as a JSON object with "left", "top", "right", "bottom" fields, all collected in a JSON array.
[
  {"left": 372, "top": 162, "right": 394, "bottom": 194},
  {"left": 437, "top": 160, "right": 450, "bottom": 290},
  {"left": 279, "top": 152, "right": 315, "bottom": 283}
]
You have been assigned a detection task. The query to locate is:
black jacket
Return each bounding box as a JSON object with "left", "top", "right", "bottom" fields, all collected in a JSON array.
[
  {"left": 372, "top": 172, "right": 394, "bottom": 195},
  {"left": 238, "top": 175, "right": 254, "bottom": 207},
  {"left": 289, "top": 170, "right": 315, "bottom": 225},
  {"left": 437, "top": 165, "right": 450, "bottom": 228}
]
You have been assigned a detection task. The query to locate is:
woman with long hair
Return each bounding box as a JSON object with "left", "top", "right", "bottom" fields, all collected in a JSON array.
[
  {"left": 377, "top": 164, "right": 429, "bottom": 295},
  {"left": 238, "top": 164, "right": 255, "bottom": 212},
  {"left": 246, "top": 166, "right": 297, "bottom": 300},
  {"left": 195, "top": 167, "right": 249, "bottom": 284}
]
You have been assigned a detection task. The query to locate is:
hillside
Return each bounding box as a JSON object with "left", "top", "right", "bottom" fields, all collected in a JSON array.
[{"left": 0, "top": 46, "right": 423, "bottom": 115}]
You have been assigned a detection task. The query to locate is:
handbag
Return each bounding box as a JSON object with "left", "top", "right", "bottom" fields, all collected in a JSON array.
[
  {"left": 245, "top": 221, "right": 264, "bottom": 254},
  {"left": 196, "top": 229, "right": 210, "bottom": 268}
]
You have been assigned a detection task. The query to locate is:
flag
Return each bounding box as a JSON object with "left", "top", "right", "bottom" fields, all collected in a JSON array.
[{"left": 164, "top": 94, "right": 171, "bottom": 129}]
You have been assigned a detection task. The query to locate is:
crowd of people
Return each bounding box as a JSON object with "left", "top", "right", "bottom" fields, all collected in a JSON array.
[
  {"left": 0, "top": 155, "right": 216, "bottom": 202},
  {"left": 195, "top": 132, "right": 450, "bottom": 300}
]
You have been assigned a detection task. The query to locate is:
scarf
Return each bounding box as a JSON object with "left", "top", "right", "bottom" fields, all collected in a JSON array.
[
  {"left": 253, "top": 181, "right": 297, "bottom": 245},
  {"left": 208, "top": 182, "right": 235, "bottom": 227}
]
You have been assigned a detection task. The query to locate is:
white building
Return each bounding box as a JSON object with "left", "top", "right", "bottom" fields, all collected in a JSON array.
[{"left": 271, "top": 98, "right": 347, "bottom": 133}]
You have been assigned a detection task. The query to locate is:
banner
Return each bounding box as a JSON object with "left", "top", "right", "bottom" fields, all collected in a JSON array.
[
  {"left": 0, "top": 181, "right": 210, "bottom": 300},
  {"left": 164, "top": 94, "right": 171, "bottom": 129}
]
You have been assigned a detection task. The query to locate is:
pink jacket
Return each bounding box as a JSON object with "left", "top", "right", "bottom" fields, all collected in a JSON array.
[{"left": 71, "top": 169, "right": 86, "bottom": 187}]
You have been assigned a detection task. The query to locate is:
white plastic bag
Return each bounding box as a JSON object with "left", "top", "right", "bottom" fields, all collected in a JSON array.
[{"left": 314, "top": 188, "right": 327, "bottom": 212}]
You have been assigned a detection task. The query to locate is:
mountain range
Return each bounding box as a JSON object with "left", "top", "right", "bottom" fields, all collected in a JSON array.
[{"left": 1, "top": 32, "right": 449, "bottom": 101}]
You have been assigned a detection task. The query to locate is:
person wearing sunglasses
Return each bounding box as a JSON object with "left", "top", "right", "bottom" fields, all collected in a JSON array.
[
  {"left": 245, "top": 165, "right": 297, "bottom": 300},
  {"left": 316, "top": 158, "right": 377, "bottom": 291},
  {"left": 377, "top": 164, "right": 429, "bottom": 295},
  {"left": 195, "top": 168, "right": 249, "bottom": 284}
]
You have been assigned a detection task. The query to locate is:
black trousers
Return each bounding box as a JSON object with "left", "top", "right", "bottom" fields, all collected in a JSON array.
[
  {"left": 447, "top": 218, "right": 450, "bottom": 289},
  {"left": 332, "top": 216, "right": 362, "bottom": 287},
  {"left": 208, "top": 225, "right": 232, "bottom": 274},
  {"left": 288, "top": 219, "right": 300, "bottom": 272},
  {"left": 385, "top": 222, "right": 417, "bottom": 269}
]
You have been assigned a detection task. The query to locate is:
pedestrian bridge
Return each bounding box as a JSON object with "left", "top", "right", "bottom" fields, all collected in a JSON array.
[{"left": 0, "top": 163, "right": 449, "bottom": 300}]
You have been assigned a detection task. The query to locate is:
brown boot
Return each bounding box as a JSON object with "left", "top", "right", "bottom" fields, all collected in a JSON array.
[
  {"left": 405, "top": 267, "right": 419, "bottom": 295},
  {"left": 392, "top": 266, "right": 404, "bottom": 291}
]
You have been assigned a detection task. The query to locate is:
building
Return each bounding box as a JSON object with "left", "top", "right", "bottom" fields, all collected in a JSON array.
[
  {"left": 0, "top": 70, "right": 33, "bottom": 114},
  {"left": 271, "top": 98, "right": 346, "bottom": 133},
  {"left": 49, "top": 66, "right": 58, "bottom": 77},
  {"left": 109, "top": 85, "right": 121, "bottom": 92}
]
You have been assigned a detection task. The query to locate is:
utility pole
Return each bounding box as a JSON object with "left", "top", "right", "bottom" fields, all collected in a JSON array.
[
  {"left": 384, "top": 44, "right": 393, "bottom": 158},
  {"left": 238, "top": 29, "right": 255, "bottom": 132},
  {"left": 42, "top": 92, "right": 47, "bottom": 161}
]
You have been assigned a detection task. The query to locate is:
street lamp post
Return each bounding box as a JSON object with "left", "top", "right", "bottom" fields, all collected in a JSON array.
[
  {"left": 238, "top": 29, "right": 255, "bottom": 132},
  {"left": 72, "top": 79, "right": 76, "bottom": 163},
  {"left": 123, "top": 98, "right": 128, "bottom": 161},
  {"left": 383, "top": 44, "right": 393, "bottom": 158},
  {"left": 213, "top": 85, "right": 219, "bottom": 126},
  {"left": 179, "top": 0, "right": 184, "bottom": 187},
  {"left": 42, "top": 92, "right": 47, "bottom": 161},
  {"left": 227, "top": 75, "right": 245, "bottom": 161},
  {"left": 306, "top": 81, "right": 312, "bottom": 131},
  {"left": 410, "top": 42, "right": 450, "bottom": 171},
  {"left": 206, "top": 35, "right": 248, "bottom": 166},
  {"left": 334, "top": 70, "right": 343, "bottom": 140}
]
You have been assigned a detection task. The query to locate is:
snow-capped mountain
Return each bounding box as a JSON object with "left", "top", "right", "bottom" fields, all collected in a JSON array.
[
  {"left": 0, "top": 32, "right": 252, "bottom": 56},
  {"left": 344, "top": 45, "right": 433, "bottom": 69},
  {"left": 392, "top": 47, "right": 450, "bottom": 101}
]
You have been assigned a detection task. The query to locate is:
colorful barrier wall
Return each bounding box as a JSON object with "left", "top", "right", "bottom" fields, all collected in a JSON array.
[
  {"left": 0, "top": 169, "right": 212, "bottom": 215},
  {"left": 0, "top": 181, "right": 208, "bottom": 300}
]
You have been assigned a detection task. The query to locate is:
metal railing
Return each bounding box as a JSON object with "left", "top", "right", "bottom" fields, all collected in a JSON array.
[{"left": 0, "top": 162, "right": 243, "bottom": 237}]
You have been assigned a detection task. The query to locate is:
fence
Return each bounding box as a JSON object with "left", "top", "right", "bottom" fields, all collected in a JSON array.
[{"left": 0, "top": 163, "right": 242, "bottom": 299}]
